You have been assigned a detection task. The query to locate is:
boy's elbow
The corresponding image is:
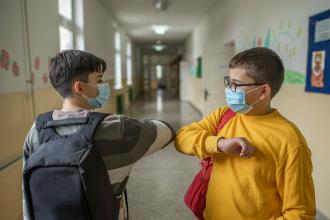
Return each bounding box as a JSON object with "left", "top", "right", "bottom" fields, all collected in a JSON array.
[
  {"left": 174, "top": 138, "right": 182, "bottom": 152},
  {"left": 174, "top": 136, "right": 189, "bottom": 155}
]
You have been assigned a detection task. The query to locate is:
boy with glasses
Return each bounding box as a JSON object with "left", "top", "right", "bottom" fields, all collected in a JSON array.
[{"left": 175, "top": 47, "right": 315, "bottom": 220}]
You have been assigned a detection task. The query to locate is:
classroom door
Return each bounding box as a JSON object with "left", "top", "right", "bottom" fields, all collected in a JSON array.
[{"left": 203, "top": 44, "right": 235, "bottom": 116}]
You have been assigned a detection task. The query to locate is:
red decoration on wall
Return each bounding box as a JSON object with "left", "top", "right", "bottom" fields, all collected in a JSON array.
[
  {"left": 48, "top": 57, "right": 51, "bottom": 69},
  {"left": 11, "top": 61, "right": 20, "bottom": 77},
  {"left": 257, "top": 37, "right": 263, "bottom": 47},
  {"left": 34, "top": 56, "right": 40, "bottom": 70},
  {"left": 0, "top": 49, "right": 10, "bottom": 70},
  {"left": 42, "top": 73, "right": 48, "bottom": 84}
]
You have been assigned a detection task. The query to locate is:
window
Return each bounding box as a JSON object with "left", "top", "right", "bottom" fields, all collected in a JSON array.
[
  {"left": 126, "top": 41, "right": 133, "bottom": 86},
  {"left": 59, "top": 26, "right": 73, "bottom": 50},
  {"left": 114, "top": 31, "right": 122, "bottom": 89},
  {"left": 156, "top": 65, "right": 163, "bottom": 79},
  {"left": 58, "top": 0, "right": 84, "bottom": 51}
]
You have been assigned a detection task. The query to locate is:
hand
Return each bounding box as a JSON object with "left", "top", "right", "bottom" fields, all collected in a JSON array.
[{"left": 217, "top": 137, "right": 256, "bottom": 158}]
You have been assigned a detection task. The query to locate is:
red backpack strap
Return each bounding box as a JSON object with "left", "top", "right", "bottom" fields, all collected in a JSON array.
[
  {"left": 216, "top": 108, "right": 236, "bottom": 134},
  {"left": 185, "top": 108, "right": 236, "bottom": 219}
]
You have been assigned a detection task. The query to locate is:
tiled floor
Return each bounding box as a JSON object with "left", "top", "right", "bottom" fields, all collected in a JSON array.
[{"left": 126, "top": 90, "right": 201, "bottom": 220}]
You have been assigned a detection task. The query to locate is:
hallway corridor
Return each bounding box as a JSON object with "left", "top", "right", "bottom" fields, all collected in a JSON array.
[
  {"left": 1, "top": 0, "right": 330, "bottom": 219},
  {"left": 126, "top": 90, "right": 200, "bottom": 220}
]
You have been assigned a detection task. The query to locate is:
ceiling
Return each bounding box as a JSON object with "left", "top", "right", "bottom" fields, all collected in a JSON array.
[{"left": 99, "top": 0, "right": 218, "bottom": 44}]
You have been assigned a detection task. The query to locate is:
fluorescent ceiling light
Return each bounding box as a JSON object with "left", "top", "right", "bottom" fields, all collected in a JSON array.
[
  {"left": 153, "top": 45, "right": 166, "bottom": 51},
  {"left": 152, "top": 25, "right": 168, "bottom": 35},
  {"left": 153, "top": 0, "right": 168, "bottom": 11}
]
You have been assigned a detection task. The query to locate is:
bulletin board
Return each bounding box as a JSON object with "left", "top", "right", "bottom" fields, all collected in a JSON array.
[{"left": 305, "top": 9, "right": 330, "bottom": 94}]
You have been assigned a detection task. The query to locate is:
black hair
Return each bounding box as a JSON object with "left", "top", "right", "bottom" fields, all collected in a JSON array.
[{"left": 49, "top": 50, "right": 106, "bottom": 98}]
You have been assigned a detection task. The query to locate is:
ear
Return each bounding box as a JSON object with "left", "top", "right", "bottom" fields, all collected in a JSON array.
[
  {"left": 260, "top": 84, "right": 271, "bottom": 101},
  {"left": 72, "top": 81, "right": 84, "bottom": 96}
]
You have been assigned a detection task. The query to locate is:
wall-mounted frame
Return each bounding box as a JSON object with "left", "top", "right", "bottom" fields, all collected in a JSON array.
[{"left": 305, "top": 9, "right": 330, "bottom": 94}]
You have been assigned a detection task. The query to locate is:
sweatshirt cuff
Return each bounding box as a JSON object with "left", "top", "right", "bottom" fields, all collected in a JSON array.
[{"left": 205, "top": 136, "right": 221, "bottom": 155}]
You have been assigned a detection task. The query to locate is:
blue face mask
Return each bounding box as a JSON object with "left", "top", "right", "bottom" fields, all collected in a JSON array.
[
  {"left": 225, "top": 87, "right": 262, "bottom": 114},
  {"left": 81, "top": 83, "right": 110, "bottom": 109}
]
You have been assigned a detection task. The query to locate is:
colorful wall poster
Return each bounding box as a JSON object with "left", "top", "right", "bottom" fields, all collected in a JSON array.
[{"left": 306, "top": 9, "right": 330, "bottom": 94}]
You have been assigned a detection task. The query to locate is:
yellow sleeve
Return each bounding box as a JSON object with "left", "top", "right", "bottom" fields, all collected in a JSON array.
[
  {"left": 275, "top": 145, "right": 316, "bottom": 220},
  {"left": 174, "top": 107, "right": 225, "bottom": 159}
]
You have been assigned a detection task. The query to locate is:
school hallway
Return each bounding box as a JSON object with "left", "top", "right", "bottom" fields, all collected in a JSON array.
[
  {"left": 125, "top": 90, "right": 200, "bottom": 220},
  {"left": 1, "top": 0, "right": 330, "bottom": 219}
]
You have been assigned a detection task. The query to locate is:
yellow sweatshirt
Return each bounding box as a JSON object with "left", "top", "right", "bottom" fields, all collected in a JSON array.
[{"left": 175, "top": 107, "right": 315, "bottom": 220}]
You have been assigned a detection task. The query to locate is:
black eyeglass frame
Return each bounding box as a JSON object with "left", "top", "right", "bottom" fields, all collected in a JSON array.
[{"left": 224, "top": 76, "right": 265, "bottom": 92}]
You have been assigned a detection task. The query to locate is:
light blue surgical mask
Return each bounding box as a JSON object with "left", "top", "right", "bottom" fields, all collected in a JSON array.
[
  {"left": 225, "top": 86, "right": 262, "bottom": 114},
  {"left": 81, "top": 83, "right": 110, "bottom": 109}
]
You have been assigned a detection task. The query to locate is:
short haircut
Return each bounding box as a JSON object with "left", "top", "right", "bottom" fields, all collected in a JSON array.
[
  {"left": 229, "top": 47, "right": 284, "bottom": 98},
  {"left": 49, "top": 50, "right": 106, "bottom": 98}
]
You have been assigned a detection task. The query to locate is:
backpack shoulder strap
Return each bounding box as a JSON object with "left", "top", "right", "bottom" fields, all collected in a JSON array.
[
  {"left": 35, "top": 111, "right": 58, "bottom": 144},
  {"left": 79, "top": 112, "right": 110, "bottom": 143},
  {"left": 216, "top": 108, "right": 236, "bottom": 133},
  {"left": 35, "top": 111, "right": 53, "bottom": 130}
]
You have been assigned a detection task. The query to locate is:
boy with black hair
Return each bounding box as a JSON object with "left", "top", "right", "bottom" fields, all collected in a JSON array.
[
  {"left": 175, "top": 47, "right": 316, "bottom": 219},
  {"left": 23, "top": 50, "right": 175, "bottom": 220}
]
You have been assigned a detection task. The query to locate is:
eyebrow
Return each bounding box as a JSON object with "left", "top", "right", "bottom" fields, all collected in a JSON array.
[{"left": 231, "top": 78, "right": 244, "bottom": 83}]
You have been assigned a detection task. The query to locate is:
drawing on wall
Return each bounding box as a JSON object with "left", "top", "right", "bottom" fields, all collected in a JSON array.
[
  {"left": 11, "top": 61, "right": 20, "bottom": 77},
  {"left": 34, "top": 56, "right": 40, "bottom": 70},
  {"left": 0, "top": 49, "right": 21, "bottom": 78},
  {"left": 0, "top": 49, "right": 10, "bottom": 70},
  {"left": 284, "top": 70, "right": 306, "bottom": 85},
  {"left": 0, "top": 48, "right": 53, "bottom": 92},
  {"left": 264, "top": 29, "right": 271, "bottom": 48},
  {"left": 274, "top": 20, "right": 305, "bottom": 84},
  {"left": 257, "top": 37, "right": 263, "bottom": 47},
  {"left": 241, "top": 19, "right": 305, "bottom": 85},
  {"left": 310, "top": 51, "right": 325, "bottom": 88}
]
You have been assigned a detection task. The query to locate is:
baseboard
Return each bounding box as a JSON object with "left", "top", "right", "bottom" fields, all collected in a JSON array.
[
  {"left": 316, "top": 209, "right": 330, "bottom": 220},
  {"left": 184, "top": 100, "right": 203, "bottom": 116}
]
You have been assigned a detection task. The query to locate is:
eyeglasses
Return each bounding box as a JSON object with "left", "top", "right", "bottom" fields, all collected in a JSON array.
[{"left": 224, "top": 76, "right": 264, "bottom": 92}]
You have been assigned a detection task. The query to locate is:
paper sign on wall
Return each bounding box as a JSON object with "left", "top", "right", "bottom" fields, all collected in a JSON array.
[{"left": 315, "top": 17, "right": 330, "bottom": 43}]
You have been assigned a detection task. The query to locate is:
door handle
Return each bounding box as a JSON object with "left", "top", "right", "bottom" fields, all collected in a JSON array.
[{"left": 204, "top": 89, "right": 209, "bottom": 101}]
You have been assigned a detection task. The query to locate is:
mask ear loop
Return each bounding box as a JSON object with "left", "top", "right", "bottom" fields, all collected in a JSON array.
[
  {"left": 246, "top": 85, "right": 264, "bottom": 94},
  {"left": 79, "top": 82, "right": 97, "bottom": 87},
  {"left": 247, "top": 85, "right": 264, "bottom": 106},
  {"left": 72, "top": 81, "right": 92, "bottom": 108}
]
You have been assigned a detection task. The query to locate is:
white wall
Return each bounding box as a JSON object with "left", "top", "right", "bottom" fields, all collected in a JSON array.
[
  {"left": 84, "top": 0, "right": 138, "bottom": 99},
  {"left": 84, "top": 0, "right": 115, "bottom": 81},
  {"left": 183, "top": 0, "right": 330, "bottom": 217}
]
